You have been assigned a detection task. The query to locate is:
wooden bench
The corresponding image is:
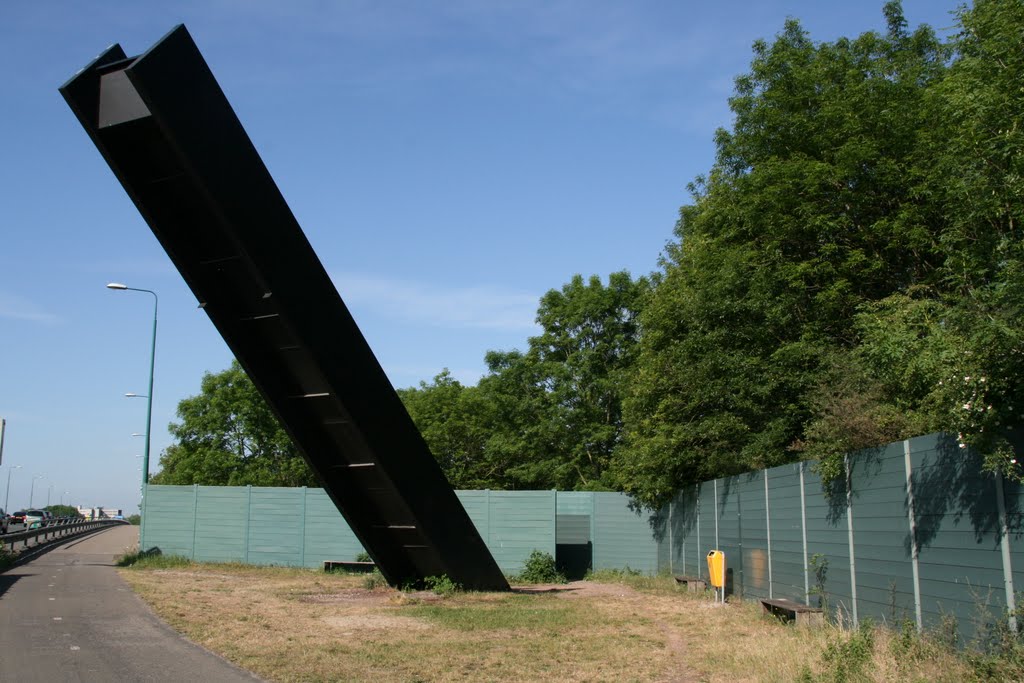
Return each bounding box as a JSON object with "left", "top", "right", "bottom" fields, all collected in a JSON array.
[
  {"left": 674, "top": 575, "right": 707, "bottom": 592},
  {"left": 323, "top": 560, "right": 376, "bottom": 573},
  {"left": 759, "top": 598, "right": 824, "bottom": 626}
]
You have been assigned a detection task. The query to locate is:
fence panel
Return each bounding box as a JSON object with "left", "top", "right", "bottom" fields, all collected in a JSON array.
[
  {"left": 766, "top": 463, "right": 806, "bottom": 603},
  {"left": 487, "top": 490, "right": 555, "bottom": 575},
  {"left": 737, "top": 471, "right": 769, "bottom": 600},
  {"left": 193, "top": 486, "right": 248, "bottom": 563},
  {"left": 246, "top": 488, "right": 305, "bottom": 566},
  {"left": 593, "top": 492, "right": 658, "bottom": 574},
  {"left": 304, "top": 489, "right": 363, "bottom": 567},
  {"left": 802, "top": 465, "right": 854, "bottom": 618},
  {"left": 142, "top": 485, "right": 198, "bottom": 557}
]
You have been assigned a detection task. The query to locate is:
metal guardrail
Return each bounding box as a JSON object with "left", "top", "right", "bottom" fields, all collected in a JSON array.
[{"left": 1, "top": 519, "right": 127, "bottom": 552}]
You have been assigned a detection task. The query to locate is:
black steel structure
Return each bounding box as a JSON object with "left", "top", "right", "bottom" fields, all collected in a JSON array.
[{"left": 60, "top": 25, "right": 509, "bottom": 591}]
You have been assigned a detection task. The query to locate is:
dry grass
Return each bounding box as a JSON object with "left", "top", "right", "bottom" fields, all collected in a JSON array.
[{"left": 119, "top": 563, "right": 980, "bottom": 683}]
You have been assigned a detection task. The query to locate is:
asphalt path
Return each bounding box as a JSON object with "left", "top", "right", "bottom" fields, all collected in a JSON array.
[{"left": 0, "top": 524, "right": 263, "bottom": 682}]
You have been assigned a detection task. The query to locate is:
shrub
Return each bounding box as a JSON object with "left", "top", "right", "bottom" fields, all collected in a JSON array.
[
  {"left": 363, "top": 570, "right": 388, "bottom": 590},
  {"left": 354, "top": 551, "right": 372, "bottom": 563},
  {"left": 424, "top": 574, "right": 461, "bottom": 596},
  {"left": 516, "top": 550, "right": 565, "bottom": 584}
]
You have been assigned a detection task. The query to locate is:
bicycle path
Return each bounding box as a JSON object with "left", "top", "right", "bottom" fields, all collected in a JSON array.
[{"left": 0, "top": 524, "right": 263, "bottom": 682}]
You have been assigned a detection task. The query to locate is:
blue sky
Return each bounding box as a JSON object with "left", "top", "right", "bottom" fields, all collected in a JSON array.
[{"left": 0, "top": 1, "right": 960, "bottom": 512}]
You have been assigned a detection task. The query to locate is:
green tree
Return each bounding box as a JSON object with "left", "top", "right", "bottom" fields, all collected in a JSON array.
[
  {"left": 615, "top": 4, "right": 949, "bottom": 506},
  {"left": 44, "top": 504, "right": 81, "bottom": 519},
  {"left": 151, "top": 361, "right": 317, "bottom": 487},
  {"left": 399, "top": 272, "right": 649, "bottom": 491},
  {"left": 397, "top": 370, "right": 495, "bottom": 489},
  {"left": 528, "top": 272, "right": 650, "bottom": 489},
  {"left": 808, "top": 0, "right": 1024, "bottom": 480},
  {"left": 922, "top": 0, "right": 1024, "bottom": 474}
]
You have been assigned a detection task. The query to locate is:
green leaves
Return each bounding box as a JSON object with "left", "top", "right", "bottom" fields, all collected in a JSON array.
[
  {"left": 612, "top": 2, "right": 1013, "bottom": 506},
  {"left": 150, "top": 361, "right": 317, "bottom": 487},
  {"left": 399, "top": 272, "right": 649, "bottom": 492}
]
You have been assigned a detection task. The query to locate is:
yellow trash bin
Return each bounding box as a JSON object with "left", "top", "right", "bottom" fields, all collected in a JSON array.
[{"left": 706, "top": 550, "right": 726, "bottom": 589}]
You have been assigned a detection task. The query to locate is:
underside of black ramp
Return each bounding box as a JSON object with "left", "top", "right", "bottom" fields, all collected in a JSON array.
[{"left": 60, "top": 25, "right": 508, "bottom": 591}]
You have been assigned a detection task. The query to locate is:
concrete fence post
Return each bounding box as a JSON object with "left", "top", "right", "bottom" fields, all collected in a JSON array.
[
  {"left": 299, "top": 486, "right": 308, "bottom": 567},
  {"left": 903, "top": 440, "right": 923, "bottom": 631},
  {"left": 696, "top": 484, "right": 702, "bottom": 579},
  {"left": 996, "top": 471, "right": 1018, "bottom": 634},
  {"left": 713, "top": 479, "right": 719, "bottom": 550},
  {"left": 244, "top": 485, "right": 251, "bottom": 564},
  {"left": 800, "top": 462, "right": 810, "bottom": 605},
  {"left": 765, "top": 469, "right": 773, "bottom": 599},
  {"left": 845, "top": 455, "right": 859, "bottom": 626},
  {"left": 668, "top": 499, "right": 674, "bottom": 575},
  {"left": 191, "top": 484, "right": 199, "bottom": 560}
]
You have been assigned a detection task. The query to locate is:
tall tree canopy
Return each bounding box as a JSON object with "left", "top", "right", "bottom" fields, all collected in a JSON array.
[
  {"left": 151, "top": 361, "right": 316, "bottom": 487},
  {"left": 400, "top": 272, "right": 649, "bottom": 490},
  {"left": 612, "top": 1, "right": 1024, "bottom": 506},
  {"left": 612, "top": 5, "right": 949, "bottom": 504}
]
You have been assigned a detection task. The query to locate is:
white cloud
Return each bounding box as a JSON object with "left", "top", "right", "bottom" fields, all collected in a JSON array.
[
  {"left": 0, "top": 292, "right": 59, "bottom": 324},
  {"left": 331, "top": 273, "right": 539, "bottom": 332}
]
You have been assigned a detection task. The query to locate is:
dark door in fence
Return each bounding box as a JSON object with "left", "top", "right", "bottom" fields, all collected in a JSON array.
[{"left": 556, "top": 513, "right": 593, "bottom": 580}]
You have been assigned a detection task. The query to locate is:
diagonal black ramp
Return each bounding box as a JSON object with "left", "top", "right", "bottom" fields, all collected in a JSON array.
[{"left": 60, "top": 25, "right": 508, "bottom": 591}]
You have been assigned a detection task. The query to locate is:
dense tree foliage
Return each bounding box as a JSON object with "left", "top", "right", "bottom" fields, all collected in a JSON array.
[
  {"left": 153, "top": 2, "right": 1023, "bottom": 507},
  {"left": 613, "top": 0, "right": 1024, "bottom": 505},
  {"left": 400, "top": 272, "right": 649, "bottom": 490},
  {"left": 44, "top": 505, "right": 80, "bottom": 519},
  {"left": 150, "top": 361, "right": 317, "bottom": 487}
]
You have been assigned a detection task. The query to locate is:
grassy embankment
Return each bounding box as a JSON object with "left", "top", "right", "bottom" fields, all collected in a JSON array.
[{"left": 117, "top": 554, "right": 1016, "bottom": 682}]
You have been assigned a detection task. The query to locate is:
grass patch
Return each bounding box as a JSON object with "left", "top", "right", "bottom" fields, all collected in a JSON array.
[
  {"left": 120, "top": 562, "right": 675, "bottom": 682},
  {"left": 401, "top": 594, "right": 579, "bottom": 632},
  {"left": 116, "top": 559, "right": 1014, "bottom": 682},
  {"left": 116, "top": 549, "right": 193, "bottom": 569}
]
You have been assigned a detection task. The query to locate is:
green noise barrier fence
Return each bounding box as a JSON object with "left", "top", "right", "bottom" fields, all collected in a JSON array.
[{"left": 142, "top": 432, "right": 1023, "bottom": 639}]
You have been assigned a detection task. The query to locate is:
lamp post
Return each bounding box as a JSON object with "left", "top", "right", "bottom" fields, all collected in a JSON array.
[
  {"left": 29, "top": 474, "right": 44, "bottom": 508},
  {"left": 3, "top": 465, "right": 21, "bottom": 512},
  {"left": 46, "top": 484, "right": 53, "bottom": 507},
  {"left": 61, "top": 491, "right": 69, "bottom": 506},
  {"left": 107, "top": 282, "right": 158, "bottom": 550}
]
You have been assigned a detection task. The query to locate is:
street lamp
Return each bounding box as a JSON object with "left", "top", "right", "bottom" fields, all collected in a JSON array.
[
  {"left": 46, "top": 484, "right": 53, "bottom": 507},
  {"left": 3, "top": 465, "right": 21, "bottom": 512},
  {"left": 29, "top": 474, "right": 44, "bottom": 508},
  {"left": 107, "top": 282, "right": 158, "bottom": 551},
  {"left": 61, "top": 491, "right": 70, "bottom": 506},
  {"left": 107, "top": 283, "right": 157, "bottom": 487}
]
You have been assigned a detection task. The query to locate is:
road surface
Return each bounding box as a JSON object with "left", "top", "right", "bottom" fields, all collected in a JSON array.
[{"left": 0, "top": 524, "right": 263, "bottom": 682}]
